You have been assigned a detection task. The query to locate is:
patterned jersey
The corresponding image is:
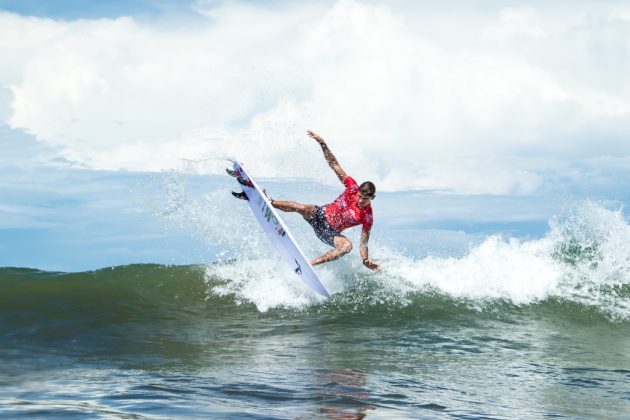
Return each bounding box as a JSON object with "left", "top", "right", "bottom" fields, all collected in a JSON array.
[{"left": 324, "top": 176, "right": 373, "bottom": 232}]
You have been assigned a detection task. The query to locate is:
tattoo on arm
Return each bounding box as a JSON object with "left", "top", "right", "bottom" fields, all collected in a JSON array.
[
  {"left": 360, "top": 229, "right": 370, "bottom": 260},
  {"left": 321, "top": 144, "right": 347, "bottom": 183}
]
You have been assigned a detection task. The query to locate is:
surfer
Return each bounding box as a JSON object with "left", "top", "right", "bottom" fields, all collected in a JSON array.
[{"left": 269, "top": 131, "right": 380, "bottom": 271}]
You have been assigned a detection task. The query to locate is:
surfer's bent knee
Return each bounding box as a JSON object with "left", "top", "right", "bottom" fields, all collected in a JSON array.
[
  {"left": 299, "top": 204, "right": 316, "bottom": 219},
  {"left": 335, "top": 237, "right": 353, "bottom": 254}
]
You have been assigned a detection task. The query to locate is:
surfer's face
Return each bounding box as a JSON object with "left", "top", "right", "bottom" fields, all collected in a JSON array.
[{"left": 357, "top": 191, "right": 374, "bottom": 208}]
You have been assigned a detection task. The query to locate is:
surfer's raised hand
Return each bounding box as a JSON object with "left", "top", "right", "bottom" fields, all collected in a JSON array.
[
  {"left": 307, "top": 130, "right": 325, "bottom": 145},
  {"left": 309, "top": 130, "right": 348, "bottom": 183},
  {"left": 363, "top": 258, "right": 380, "bottom": 271}
]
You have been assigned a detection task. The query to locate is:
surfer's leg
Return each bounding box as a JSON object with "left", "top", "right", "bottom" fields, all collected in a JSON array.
[
  {"left": 271, "top": 201, "right": 317, "bottom": 219},
  {"left": 310, "top": 236, "right": 353, "bottom": 266}
]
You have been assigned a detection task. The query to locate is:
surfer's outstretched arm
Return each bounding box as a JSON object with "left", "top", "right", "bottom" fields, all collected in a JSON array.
[
  {"left": 360, "top": 229, "right": 380, "bottom": 271},
  {"left": 307, "top": 130, "right": 347, "bottom": 184}
]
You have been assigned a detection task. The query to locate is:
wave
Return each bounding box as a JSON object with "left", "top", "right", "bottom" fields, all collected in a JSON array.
[
  {"left": 157, "top": 171, "right": 630, "bottom": 318},
  {"left": 202, "top": 202, "right": 630, "bottom": 320},
  {"left": 1, "top": 202, "right": 629, "bottom": 322}
]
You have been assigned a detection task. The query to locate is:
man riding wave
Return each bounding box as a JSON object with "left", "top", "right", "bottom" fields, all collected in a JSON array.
[{"left": 268, "top": 131, "right": 380, "bottom": 271}]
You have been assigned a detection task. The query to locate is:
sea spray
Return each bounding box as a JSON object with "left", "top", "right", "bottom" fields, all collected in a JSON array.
[
  {"left": 202, "top": 201, "right": 630, "bottom": 320},
  {"left": 152, "top": 172, "right": 630, "bottom": 318},
  {"left": 208, "top": 259, "right": 324, "bottom": 311},
  {"left": 549, "top": 202, "right": 630, "bottom": 320}
]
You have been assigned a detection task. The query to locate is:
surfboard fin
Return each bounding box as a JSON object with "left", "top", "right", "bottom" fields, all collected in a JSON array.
[
  {"left": 231, "top": 191, "right": 249, "bottom": 201},
  {"left": 226, "top": 168, "right": 251, "bottom": 187}
]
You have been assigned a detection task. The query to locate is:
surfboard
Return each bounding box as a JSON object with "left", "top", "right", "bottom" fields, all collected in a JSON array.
[{"left": 228, "top": 160, "right": 331, "bottom": 299}]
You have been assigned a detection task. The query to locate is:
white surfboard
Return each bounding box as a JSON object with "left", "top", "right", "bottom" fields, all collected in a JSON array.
[{"left": 228, "top": 160, "right": 331, "bottom": 299}]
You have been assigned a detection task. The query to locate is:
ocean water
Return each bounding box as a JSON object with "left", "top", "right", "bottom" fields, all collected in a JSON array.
[{"left": 2, "top": 201, "right": 630, "bottom": 418}]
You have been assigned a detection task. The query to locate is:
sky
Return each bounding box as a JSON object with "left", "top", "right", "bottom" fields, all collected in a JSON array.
[{"left": 1, "top": 0, "right": 629, "bottom": 270}]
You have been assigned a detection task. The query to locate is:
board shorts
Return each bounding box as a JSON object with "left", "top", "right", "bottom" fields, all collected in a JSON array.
[{"left": 306, "top": 205, "right": 345, "bottom": 247}]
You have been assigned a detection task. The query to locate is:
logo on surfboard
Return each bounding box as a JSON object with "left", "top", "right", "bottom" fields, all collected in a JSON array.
[{"left": 261, "top": 203, "right": 279, "bottom": 225}]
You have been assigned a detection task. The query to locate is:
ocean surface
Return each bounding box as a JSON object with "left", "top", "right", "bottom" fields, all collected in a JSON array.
[{"left": 2, "top": 202, "right": 630, "bottom": 418}]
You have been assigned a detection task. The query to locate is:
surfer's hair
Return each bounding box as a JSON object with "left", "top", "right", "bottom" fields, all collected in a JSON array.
[{"left": 359, "top": 181, "right": 376, "bottom": 197}]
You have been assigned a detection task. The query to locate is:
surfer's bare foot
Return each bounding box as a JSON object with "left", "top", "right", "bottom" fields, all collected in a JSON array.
[{"left": 231, "top": 191, "right": 248, "bottom": 201}]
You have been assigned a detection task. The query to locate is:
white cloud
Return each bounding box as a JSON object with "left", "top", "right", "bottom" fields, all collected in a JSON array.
[
  {"left": 482, "top": 8, "right": 547, "bottom": 41},
  {"left": 612, "top": 4, "right": 630, "bottom": 22},
  {"left": 1, "top": 1, "right": 629, "bottom": 194},
  {"left": 379, "top": 158, "right": 545, "bottom": 195}
]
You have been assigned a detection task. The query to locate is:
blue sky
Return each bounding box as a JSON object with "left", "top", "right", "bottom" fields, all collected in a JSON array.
[
  {"left": 0, "top": 0, "right": 192, "bottom": 19},
  {"left": 1, "top": 0, "right": 629, "bottom": 270}
]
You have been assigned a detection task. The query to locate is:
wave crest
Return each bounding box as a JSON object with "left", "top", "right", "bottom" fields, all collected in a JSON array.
[{"left": 205, "top": 202, "right": 630, "bottom": 320}]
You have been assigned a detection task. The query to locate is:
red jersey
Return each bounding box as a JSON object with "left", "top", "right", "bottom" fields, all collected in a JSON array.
[{"left": 324, "top": 176, "right": 373, "bottom": 232}]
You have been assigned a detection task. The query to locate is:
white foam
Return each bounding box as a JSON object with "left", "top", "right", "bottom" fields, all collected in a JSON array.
[
  {"left": 200, "top": 201, "right": 630, "bottom": 319},
  {"left": 382, "top": 235, "right": 562, "bottom": 305},
  {"left": 206, "top": 259, "right": 327, "bottom": 312},
  {"left": 155, "top": 176, "right": 629, "bottom": 318},
  {"left": 548, "top": 202, "right": 630, "bottom": 320}
]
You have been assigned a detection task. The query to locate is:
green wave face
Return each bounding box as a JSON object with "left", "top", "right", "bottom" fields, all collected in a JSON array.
[
  {"left": 2, "top": 259, "right": 628, "bottom": 327},
  {"left": 2, "top": 262, "right": 629, "bottom": 420}
]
